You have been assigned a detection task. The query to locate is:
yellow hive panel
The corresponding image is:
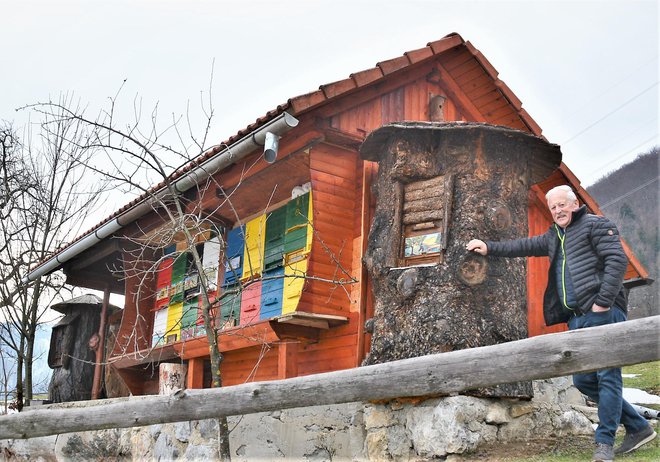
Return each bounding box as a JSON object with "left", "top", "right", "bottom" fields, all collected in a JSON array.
[
  {"left": 166, "top": 301, "right": 183, "bottom": 343},
  {"left": 242, "top": 214, "right": 266, "bottom": 280},
  {"left": 282, "top": 257, "right": 308, "bottom": 314}
]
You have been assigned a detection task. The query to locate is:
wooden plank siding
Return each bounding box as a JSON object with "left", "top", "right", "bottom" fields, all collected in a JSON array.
[{"left": 220, "top": 346, "right": 279, "bottom": 386}]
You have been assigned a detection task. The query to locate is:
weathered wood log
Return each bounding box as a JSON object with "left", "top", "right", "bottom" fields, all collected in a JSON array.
[
  {"left": 158, "top": 363, "right": 187, "bottom": 395},
  {"left": 2, "top": 316, "right": 658, "bottom": 440},
  {"left": 360, "top": 122, "right": 562, "bottom": 398}
]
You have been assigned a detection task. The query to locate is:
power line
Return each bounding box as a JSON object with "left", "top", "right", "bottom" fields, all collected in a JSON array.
[
  {"left": 563, "top": 57, "right": 659, "bottom": 122},
  {"left": 589, "top": 134, "right": 659, "bottom": 177},
  {"left": 599, "top": 176, "right": 659, "bottom": 209},
  {"left": 561, "top": 81, "right": 659, "bottom": 145}
]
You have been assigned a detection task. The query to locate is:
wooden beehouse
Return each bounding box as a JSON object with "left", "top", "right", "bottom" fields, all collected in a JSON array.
[{"left": 33, "top": 33, "right": 650, "bottom": 397}]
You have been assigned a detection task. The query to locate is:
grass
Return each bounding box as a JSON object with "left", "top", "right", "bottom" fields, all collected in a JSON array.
[
  {"left": 623, "top": 360, "right": 660, "bottom": 398},
  {"left": 507, "top": 427, "right": 660, "bottom": 462}
]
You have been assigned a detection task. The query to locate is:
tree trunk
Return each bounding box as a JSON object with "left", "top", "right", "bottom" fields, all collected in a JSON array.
[{"left": 15, "top": 334, "right": 24, "bottom": 412}]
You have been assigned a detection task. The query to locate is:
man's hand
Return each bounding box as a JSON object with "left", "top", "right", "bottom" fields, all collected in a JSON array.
[
  {"left": 466, "top": 239, "right": 488, "bottom": 255},
  {"left": 591, "top": 304, "right": 610, "bottom": 312}
]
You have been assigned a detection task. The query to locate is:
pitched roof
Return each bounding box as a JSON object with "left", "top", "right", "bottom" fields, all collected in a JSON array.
[
  {"left": 46, "top": 33, "right": 543, "bottom": 257},
  {"left": 28, "top": 32, "right": 648, "bottom": 285}
]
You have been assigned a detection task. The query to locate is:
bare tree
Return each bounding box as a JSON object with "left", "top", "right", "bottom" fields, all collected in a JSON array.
[
  {"left": 0, "top": 110, "right": 106, "bottom": 410},
  {"left": 0, "top": 345, "right": 16, "bottom": 414}
]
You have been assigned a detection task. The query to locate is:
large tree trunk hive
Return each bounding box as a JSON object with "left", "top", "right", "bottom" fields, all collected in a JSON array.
[{"left": 360, "top": 122, "right": 561, "bottom": 398}]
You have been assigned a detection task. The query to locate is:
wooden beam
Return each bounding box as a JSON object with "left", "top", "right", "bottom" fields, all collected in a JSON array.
[
  {"left": 91, "top": 288, "right": 111, "bottom": 400},
  {"left": 68, "top": 239, "right": 122, "bottom": 271},
  {"left": 4, "top": 315, "right": 658, "bottom": 439},
  {"left": 187, "top": 358, "right": 205, "bottom": 389},
  {"left": 434, "top": 62, "right": 487, "bottom": 122},
  {"left": 277, "top": 341, "right": 298, "bottom": 380}
]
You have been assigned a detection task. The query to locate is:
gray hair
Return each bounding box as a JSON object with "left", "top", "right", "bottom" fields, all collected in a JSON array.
[{"left": 546, "top": 185, "right": 577, "bottom": 202}]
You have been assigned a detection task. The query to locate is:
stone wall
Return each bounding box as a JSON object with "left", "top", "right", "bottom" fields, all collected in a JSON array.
[{"left": 1, "top": 378, "right": 596, "bottom": 461}]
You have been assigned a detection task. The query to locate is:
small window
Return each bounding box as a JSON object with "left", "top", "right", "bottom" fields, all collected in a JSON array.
[{"left": 400, "top": 174, "right": 453, "bottom": 266}]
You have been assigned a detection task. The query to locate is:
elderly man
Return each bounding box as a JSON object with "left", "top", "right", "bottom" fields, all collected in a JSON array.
[{"left": 467, "top": 185, "right": 656, "bottom": 462}]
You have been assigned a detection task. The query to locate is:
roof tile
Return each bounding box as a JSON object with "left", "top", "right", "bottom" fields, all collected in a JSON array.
[
  {"left": 518, "top": 108, "right": 543, "bottom": 136},
  {"left": 320, "top": 77, "right": 357, "bottom": 99},
  {"left": 404, "top": 46, "right": 434, "bottom": 64},
  {"left": 465, "top": 41, "right": 499, "bottom": 79},
  {"left": 350, "top": 67, "right": 384, "bottom": 87},
  {"left": 288, "top": 90, "right": 326, "bottom": 114},
  {"left": 495, "top": 80, "right": 522, "bottom": 110},
  {"left": 377, "top": 55, "right": 412, "bottom": 75},
  {"left": 427, "top": 33, "right": 464, "bottom": 54}
]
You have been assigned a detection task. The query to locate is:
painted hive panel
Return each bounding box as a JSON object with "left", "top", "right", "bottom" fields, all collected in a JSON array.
[
  {"left": 284, "top": 192, "right": 312, "bottom": 254},
  {"left": 165, "top": 301, "right": 183, "bottom": 343},
  {"left": 263, "top": 206, "right": 287, "bottom": 270},
  {"left": 201, "top": 237, "right": 221, "bottom": 303},
  {"left": 219, "top": 284, "right": 241, "bottom": 329},
  {"left": 152, "top": 308, "right": 168, "bottom": 347},
  {"left": 242, "top": 215, "right": 266, "bottom": 280},
  {"left": 282, "top": 256, "right": 308, "bottom": 314},
  {"left": 155, "top": 257, "right": 173, "bottom": 310},
  {"left": 239, "top": 280, "right": 262, "bottom": 325},
  {"left": 260, "top": 267, "right": 284, "bottom": 320},
  {"left": 169, "top": 253, "right": 187, "bottom": 304},
  {"left": 224, "top": 225, "right": 245, "bottom": 285},
  {"left": 181, "top": 296, "right": 200, "bottom": 329}
]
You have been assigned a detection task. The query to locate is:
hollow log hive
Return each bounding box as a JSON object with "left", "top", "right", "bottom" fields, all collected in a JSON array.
[{"left": 360, "top": 122, "right": 562, "bottom": 398}]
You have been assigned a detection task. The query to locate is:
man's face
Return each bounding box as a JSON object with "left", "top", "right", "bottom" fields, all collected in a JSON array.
[{"left": 547, "top": 190, "right": 579, "bottom": 228}]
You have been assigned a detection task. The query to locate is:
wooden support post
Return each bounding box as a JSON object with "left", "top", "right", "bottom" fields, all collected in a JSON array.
[
  {"left": 187, "top": 358, "right": 205, "bottom": 389},
  {"left": 91, "top": 287, "right": 110, "bottom": 400},
  {"left": 278, "top": 341, "right": 298, "bottom": 380}
]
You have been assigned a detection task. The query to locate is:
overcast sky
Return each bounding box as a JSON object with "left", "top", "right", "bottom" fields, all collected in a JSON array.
[{"left": 2, "top": 0, "right": 658, "bottom": 194}]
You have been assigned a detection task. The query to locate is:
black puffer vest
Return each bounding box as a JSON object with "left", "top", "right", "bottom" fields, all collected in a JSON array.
[{"left": 485, "top": 206, "right": 628, "bottom": 326}]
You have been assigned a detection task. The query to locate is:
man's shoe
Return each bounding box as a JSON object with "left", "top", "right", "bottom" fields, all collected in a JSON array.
[
  {"left": 614, "top": 425, "right": 657, "bottom": 454},
  {"left": 592, "top": 442, "right": 614, "bottom": 462}
]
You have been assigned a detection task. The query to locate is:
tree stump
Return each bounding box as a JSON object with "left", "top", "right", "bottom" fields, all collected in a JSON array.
[
  {"left": 360, "top": 122, "right": 562, "bottom": 398},
  {"left": 159, "top": 363, "right": 187, "bottom": 395}
]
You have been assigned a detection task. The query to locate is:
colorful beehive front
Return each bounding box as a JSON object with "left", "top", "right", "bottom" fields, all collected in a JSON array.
[
  {"left": 263, "top": 206, "right": 287, "bottom": 271},
  {"left": 260, "top": 266, "right": 285, "bottom": 320},
  {"left": 180, "top": 296, "right": 200, "bottom": 340},
  {"left": 242, "top": 215, "right": 266, "bottom": 280},
  {"left": 283, "top": 191, "right": 313, "bottom": 314},
  {"left": 220, "top": 286, "right": 241, "bottom": 329},
  {"left": 239, "top": 281, "right": 262, "bottom": 325},
  {"left": 149, "top": 187, "right": 316, "bottom": 347},
  {"left": 152, "top": 306, "right": 168, "bottom": 347},
  {"left": 224, "top": 226, "right": 245, "bottom": 285}
]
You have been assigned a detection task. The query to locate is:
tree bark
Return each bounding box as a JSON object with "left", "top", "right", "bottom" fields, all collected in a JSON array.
[{"left": 2, "top": 315, "right": 658, "bottom": 440}]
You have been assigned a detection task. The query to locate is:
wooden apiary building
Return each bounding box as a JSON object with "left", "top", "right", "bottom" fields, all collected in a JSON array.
[{"left": 32, "top": 33, "right": 650, "bottom": 397}]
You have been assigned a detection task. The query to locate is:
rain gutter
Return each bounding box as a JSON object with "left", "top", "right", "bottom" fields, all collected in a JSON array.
[{"left": 23, "top": 112, "right": 299, "bottom": 284}]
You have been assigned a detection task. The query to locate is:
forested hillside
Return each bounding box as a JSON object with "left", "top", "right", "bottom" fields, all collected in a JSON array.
[{"left": 587, "top": 147, "right": 659, "bottom": 319}]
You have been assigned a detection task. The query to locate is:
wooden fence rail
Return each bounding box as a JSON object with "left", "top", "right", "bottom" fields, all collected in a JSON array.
[{"left": 1, "top": 315, "right": 658, "bottom": 440}]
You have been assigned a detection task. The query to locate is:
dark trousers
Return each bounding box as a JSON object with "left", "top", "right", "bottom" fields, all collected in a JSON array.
[{"left": 568, "top": 307, "right": 649, "bottom": 445}]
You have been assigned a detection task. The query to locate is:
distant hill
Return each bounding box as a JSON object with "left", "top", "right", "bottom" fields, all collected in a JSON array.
[{"left": 587, "top": 147, "right": 659, "bottom": 319}]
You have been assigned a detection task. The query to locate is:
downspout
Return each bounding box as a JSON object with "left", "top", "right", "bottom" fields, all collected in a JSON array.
[{"left": 22, "top": 112, "right": 299, "bottom": 284}]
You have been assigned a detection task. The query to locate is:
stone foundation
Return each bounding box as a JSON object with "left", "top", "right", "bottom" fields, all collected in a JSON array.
[{"left": 0, "top": 378, "right": 596, "bottom": 461}]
